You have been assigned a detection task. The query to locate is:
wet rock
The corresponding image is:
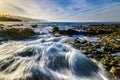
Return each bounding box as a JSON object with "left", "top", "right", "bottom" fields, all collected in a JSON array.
[
  {"left": 110, "top": 66, "right": 116, "bottom": 74},
  {"left": 31, "top": 24, "right": 38, "bottom": 28},
  {"left": 0, "top": 27, "right": 4, "bottom": 30},
  {"left": 0, "top": 28, "right": 36, "bottom": 40},
  {"left": 59, "top": 29, "right": 79, "bottom": 35},
  {"left": 51, "top": 26, "right": 60, "bottom": 36},
  {"left": 85, "top": 24, "right": 120, "bottom": 36},
  {"left": 100, "top": 54, "right": 120, "bottom": 80},
  {"left": 52, "top": 26, "right": 59, "bottom": 32},
  {"left": 0, "top": 24, "right": 4, "bottom": 26},
  {"left": 102, "top": 36, "right": 120, "bottom": 53}
]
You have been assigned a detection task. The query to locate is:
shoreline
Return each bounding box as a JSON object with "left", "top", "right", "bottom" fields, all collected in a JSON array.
[
  {"left": 0, "top": 22, "right": 120, "bottom": 80},
  {"left": 52, "top": 24, "right": 120, "bottom": 80}
]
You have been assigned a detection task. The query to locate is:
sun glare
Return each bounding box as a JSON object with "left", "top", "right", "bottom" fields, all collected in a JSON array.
[
  {"left": 0, "top": 0, "right": 9, "bottom": 15},
  {"left": 0, "top": 0, "right": 4, "bottom": 5},
  {"left": 0, "top": 0, "right": 5, "bottom": 12}
]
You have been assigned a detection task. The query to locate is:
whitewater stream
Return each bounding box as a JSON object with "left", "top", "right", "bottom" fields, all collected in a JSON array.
[{"left": 0, "top": 26, "right": 112, "bottom": 80}]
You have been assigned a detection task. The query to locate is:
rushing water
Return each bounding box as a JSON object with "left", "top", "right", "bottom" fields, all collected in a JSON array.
[{"left": 0, "top": 25, "right": 113, "bottom": 80}]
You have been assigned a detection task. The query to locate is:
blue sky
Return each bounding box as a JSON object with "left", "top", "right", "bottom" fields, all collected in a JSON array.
[{"left": 0, "top": 0, "right": 120, "bottom": 22}]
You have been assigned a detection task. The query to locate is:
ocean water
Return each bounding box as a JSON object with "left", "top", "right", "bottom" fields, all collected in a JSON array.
[
  {"left": 1, "top": 22, "right": 120, "bottom": 27},
  {"left": 36, "top": 22, "right": 120, "bottom": 27},
  {"left": 0, "top": 22, "right": 117, "bottom": 80}
]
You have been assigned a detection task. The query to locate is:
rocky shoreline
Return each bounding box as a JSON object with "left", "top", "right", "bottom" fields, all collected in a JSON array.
[
  {"left": 52, "top": 24, "right": 120, "bottom": 80},
  {"left": 0, "top": 23, "right": 120, "bottom": 80},
  {"left": 0, "top": 24, "right": 36, "bottom": 41}
]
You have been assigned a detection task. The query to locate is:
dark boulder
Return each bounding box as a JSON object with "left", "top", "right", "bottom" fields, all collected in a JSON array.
[
  {"left": 52, "top": 26, "right": 59, "bottom": 33},
  {"left": 0, "top": 28, "right": 36, "bottom": 40},
  {"left": 59, "top": 29, "right": 79, "bottom": 35},
  {"left": 31, "top": 24, "right": 38, "bottom": 28}
]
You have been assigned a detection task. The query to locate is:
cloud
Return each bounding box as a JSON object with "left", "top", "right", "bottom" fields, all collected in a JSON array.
[
  {"left": 7, "top": 3, "right": 27, "bottom": 14},
  {"left": 0, "top": 0, "right": 120, "bottom": 22}
]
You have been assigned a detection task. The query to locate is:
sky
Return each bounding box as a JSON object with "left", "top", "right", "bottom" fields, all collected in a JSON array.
[{"left": 0, "top": 0, "right": 120, "bottom": 22}]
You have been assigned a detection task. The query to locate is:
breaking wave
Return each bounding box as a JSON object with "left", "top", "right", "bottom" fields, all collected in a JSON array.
[{"left": 0, "top": 27, "right": 112, "bottom": 80}]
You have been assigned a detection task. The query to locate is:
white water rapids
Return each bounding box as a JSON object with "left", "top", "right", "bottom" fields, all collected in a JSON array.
[{"left": 0, "top": 26, "right": 112, "bottom": 80}]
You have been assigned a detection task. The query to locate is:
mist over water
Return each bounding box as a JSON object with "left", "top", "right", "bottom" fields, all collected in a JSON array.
[{"left": 0, "top": 26, "right": 112, "bottom": 80}]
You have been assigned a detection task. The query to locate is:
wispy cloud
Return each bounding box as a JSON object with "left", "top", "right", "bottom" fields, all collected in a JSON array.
[{"left": 0, "top": 0, "right": 120, "bottom": 22}]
